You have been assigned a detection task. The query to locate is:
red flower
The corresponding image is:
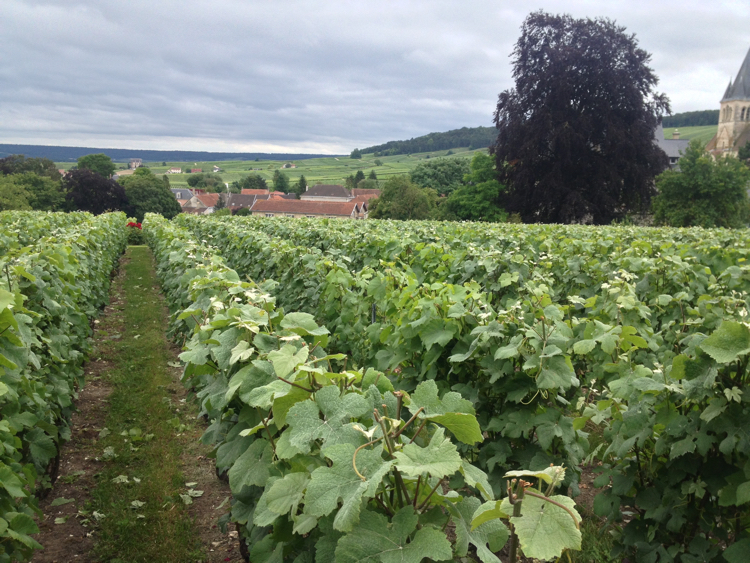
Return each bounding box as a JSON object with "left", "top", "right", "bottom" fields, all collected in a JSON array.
[{"left": 127, "top": 222, "right": 142, "bottom": 229}]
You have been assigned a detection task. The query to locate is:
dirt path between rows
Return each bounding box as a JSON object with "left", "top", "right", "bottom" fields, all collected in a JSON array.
[{"left": 31, "top": 249, "right": 243, "bottom": 563}]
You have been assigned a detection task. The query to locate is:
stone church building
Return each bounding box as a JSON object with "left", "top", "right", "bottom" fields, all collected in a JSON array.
[{"left": 707, "top": 47, "right": 750, "bottom": 156}]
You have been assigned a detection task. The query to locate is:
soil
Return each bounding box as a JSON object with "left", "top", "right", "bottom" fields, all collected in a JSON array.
[{"left": 31, "top": 253, "right": 243, "bottom": 563}]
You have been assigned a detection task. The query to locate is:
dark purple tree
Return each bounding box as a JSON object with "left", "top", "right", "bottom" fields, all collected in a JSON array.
[
  {"left": 62, "top": 169, "right": 128, "bottom": 214},
  {"left": 492, "top": 11, "right": 670, "bottom": 224}
]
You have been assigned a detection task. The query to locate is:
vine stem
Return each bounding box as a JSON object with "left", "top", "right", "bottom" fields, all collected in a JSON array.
[
  {"left": 352, "top": 437, "right": 383, "bottom": 481},
  {"left": 417, "top": 479, "right": 444, "bottom": 512},
  {"left": 275, "top": 375, "right": 313, "bottom": 393},
  {"left": 393, "top": 407, "right": 424, "bottom": 440}
]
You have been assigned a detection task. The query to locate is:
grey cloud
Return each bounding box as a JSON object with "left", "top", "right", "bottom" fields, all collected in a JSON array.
[{"left": 1, "top": 0, "right": 749, "bottom": 152}]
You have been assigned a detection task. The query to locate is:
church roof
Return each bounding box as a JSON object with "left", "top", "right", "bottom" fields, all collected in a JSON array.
[{"left": 722, "top": 47, "right": 750, "bottom": 102}]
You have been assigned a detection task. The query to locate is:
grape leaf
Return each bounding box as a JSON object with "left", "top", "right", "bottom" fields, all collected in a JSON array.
[
  {"left": 448, "top": 497, "right": 508, "bottom": 563},
  {"left": 700, "top": 321, "right": 750, "bottom": 364},
  {"left": 460, "top": 461, "right": 495, "bottom": 501},
  {"left": 280, "top": 312, "right": 330, "bottom": 337},
  {"left": 509, "top": 494, "right": 582, "bottom": 561},
  {"left": 263, "top": 472, "right": 310, "bottom": 515},
  {"left": 408, "top": 380, "right": 475, "bottom": 416},
  {"left": 335, "top": 507, "right": 452, "bottom": 563},
  {"left": 394, "top": 427, "right": 461, "bottom": 479},
  {"left": 268, "top": 344, "right": 309, "bottom": 379},
  {"left": 228, "top": 440, "right": 274, "bottom": 493},
  {"left": 286, "top": 386, "right": 369, "bottom": 454},
  {"left": 304, "top": 442, "right": 393, "bottom": 532}
]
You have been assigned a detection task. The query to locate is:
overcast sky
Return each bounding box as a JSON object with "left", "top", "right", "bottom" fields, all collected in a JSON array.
[{"left": 2, "top": 0, "right": 749, "bottom": 154}]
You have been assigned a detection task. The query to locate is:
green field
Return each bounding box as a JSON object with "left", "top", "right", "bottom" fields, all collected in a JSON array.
[
  {"left": 54, "top": 124, "right": 720, "bottom": 188},
  {"left": 56, "top": 146, "right": 483, "bottom": 188},
  {"left": 662, "top": 125, "right": 716, "bottom": 144}
]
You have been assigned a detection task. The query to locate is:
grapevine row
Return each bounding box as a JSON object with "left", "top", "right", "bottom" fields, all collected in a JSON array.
[
  {"left": 174, "top": 214, "right": 750, "bottom": 561},
  {"left": 0, "top": 211, "right": 127, "bottom": 562}
]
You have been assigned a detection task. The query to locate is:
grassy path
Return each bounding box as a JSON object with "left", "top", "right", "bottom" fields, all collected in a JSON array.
[
  {"left": 32, "top": 246, "right": 242, "bottom": 563},
  {"left": 88, "top": 245, "right": 203, "bottom": 561}
]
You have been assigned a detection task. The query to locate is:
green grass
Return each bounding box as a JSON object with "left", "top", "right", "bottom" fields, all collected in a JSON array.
[
  {"left": 89, "top": 246, "right": 204, "bottom": 562},
  {"left": 662, "top": 125, "right": 717, "bottom": 144}
]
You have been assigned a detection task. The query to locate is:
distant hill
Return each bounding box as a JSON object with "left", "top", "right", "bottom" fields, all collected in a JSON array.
[
  {"left": 662, "top": 110, "right": 719, "bottom": 128},
  {"left": 361, "top": 126, "right": 496, "bottom": 156},
  {"left": 0, "top": 144, "right": 335, "bottom": 163}
]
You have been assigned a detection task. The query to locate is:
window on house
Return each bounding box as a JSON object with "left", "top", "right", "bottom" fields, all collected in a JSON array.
[{"left": 265, "top": 213, "right": 274, "bottom": 217}]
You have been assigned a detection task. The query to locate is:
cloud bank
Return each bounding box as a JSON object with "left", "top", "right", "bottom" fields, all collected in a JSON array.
[{"left": 1, "top": 0, "right": 749, "bottom": 153}]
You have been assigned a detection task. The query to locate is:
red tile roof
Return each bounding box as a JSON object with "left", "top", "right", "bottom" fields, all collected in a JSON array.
[
  {"left": 194, "top": 193, "right": 220, "bottom": 207},
  {"left": 241, "top": 189, "right": 270, "bottom": 195},
  {"left": 251, "top": 199, "right": 361, "bottom": 216}
]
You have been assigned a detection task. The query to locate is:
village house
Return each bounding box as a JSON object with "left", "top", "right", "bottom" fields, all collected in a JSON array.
[
  {"left": 250, "top": 199, "right": 367, "bottom": 219},
  {"left": 129, "top": 158, "right": 142, "bottom": 169},
  {"left": 166, "top": 167, "right": 182, "bottom": 174},
  {"left": 300, "top": 184, "right": 381, "bottom": 203},
  {"left": 170, "top": 187, "right": 193, "bottom": 200}
]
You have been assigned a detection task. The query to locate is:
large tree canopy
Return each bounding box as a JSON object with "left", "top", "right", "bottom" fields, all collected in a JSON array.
[
  {"left": 410, "top": 158, "right": 470, "bottom": 197},
  {"left": 0, "top": 155, "right": 61, "bottom": 180},
  {"left": 62, "top": 169, "right": 127, "bottom": 215},
  {"left": 232, "top": 174, "right": 268, "bottom": 193},
  {"left": 493, "top": 11, "right": 670, "bottom": 224},
  {"left": 119, "top": 169, "right": 182, "bottom": 222},
  {"left": 652, "top": 140, "right": 750, "bottom": 228},
  {"left": 369, "top": 176, "right": 437, "bottom": 220},
  {"left": 441, "top": 153, "right": 507, "bottom": 222},
  {"left": 77, "top": 153, "right": 116, "bottom": 178}
]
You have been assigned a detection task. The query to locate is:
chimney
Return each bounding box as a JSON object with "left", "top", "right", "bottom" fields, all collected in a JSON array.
[{"left": 672, "top": 129, "right": 680, "bottom": 140}]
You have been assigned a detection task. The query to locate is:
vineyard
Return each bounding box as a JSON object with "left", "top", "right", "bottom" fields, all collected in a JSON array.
[
  {"left": 148, "top": 214, "right": 748, "bottom": 562},
  {"left": 1, "top": 211, "right": 748, "bottom": 562}
]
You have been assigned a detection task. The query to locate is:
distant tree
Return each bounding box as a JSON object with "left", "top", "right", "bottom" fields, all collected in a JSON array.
[
  {"left": 77, "top": 153, "right": 116, "bottom": 178},
  {"left": 187, "top": 172, "right": 224, "bottom": 191},
  {"left": 290, "top": 175, "right": 307, "bottom": 198},
  {"left": 493, "top": 11, "right": 670, "bottom": 224},
  {"left": 369, "top": 175, "right": 437, "bottom": 220},
  {"left": 214, "top": 193, "right": 227, "bottom": 211},
  {"left": 410, "top": 158, "right": 470, "bottom": 196},
  {"left": 232, "top": 174, "right": 268, "bottom": 192},
  {"left": 162, "top": 161, "right": 167, "bottom": 166},
  {"left": 652, "top": 140, "right": 750, "bottom": 228},
  {"left": 344, "top": 175, "right": 356, "bottom": 190},
  {"left": 356, "top": 179, "right": 379, "bottom": 191},
  {"left": 374, "top": 159, "right": 383, "bottom": 165},
  {"left": 350, "top": 148, "right": 362, "bottom": 159},
  {"left": 272, "top": 170, "right": 290, "bottom": 193},
  {"left": 62, "top": 169, "right": 127, "bottom": 214},
  {"left": 368, "top": 170, "right": 377, "bottom": 180},
  {"left": 441, "top": 153, "right": 506, "bottom": 222},
  {"left": 0, "top": 176, "right": 32, "bottom": 211},
  {"left": 661, "top": 110, "right": 720, "bottom": 128},
  {"left": 0, "top": 155, "right": 61, "bottom": 180},
  {"left": 738, "top": 141, "right": 750, "bottom": 166},
  {"left": 354, "top": 170, "right": 366, "bottom": 185},
  {"left": 235, "top": 207, "right": 252, "bottom": 216},
  {"left": 119, "top": 173, "right": 181, "bottom": 222},
  {"left": 10, "top": 173, "right": 65, "bottom": 211}
]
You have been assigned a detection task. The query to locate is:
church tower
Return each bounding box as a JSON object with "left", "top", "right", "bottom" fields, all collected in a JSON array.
[{"left": 714, "top": 47, "right": 750, "bottom": 155}]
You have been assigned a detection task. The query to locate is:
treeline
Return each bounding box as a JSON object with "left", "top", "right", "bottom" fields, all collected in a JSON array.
[
  {"left": 0, "top": 154, "right": 181, "bottom": 223},
  {"left": 361, "top": 126, "right": 496, "bottom": 156},
  {"left": 0, "top": 144, "right": 333, "bottom": 163},
  {"left": 662, "top": 110, "right": 719, "bottom": 127}
]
